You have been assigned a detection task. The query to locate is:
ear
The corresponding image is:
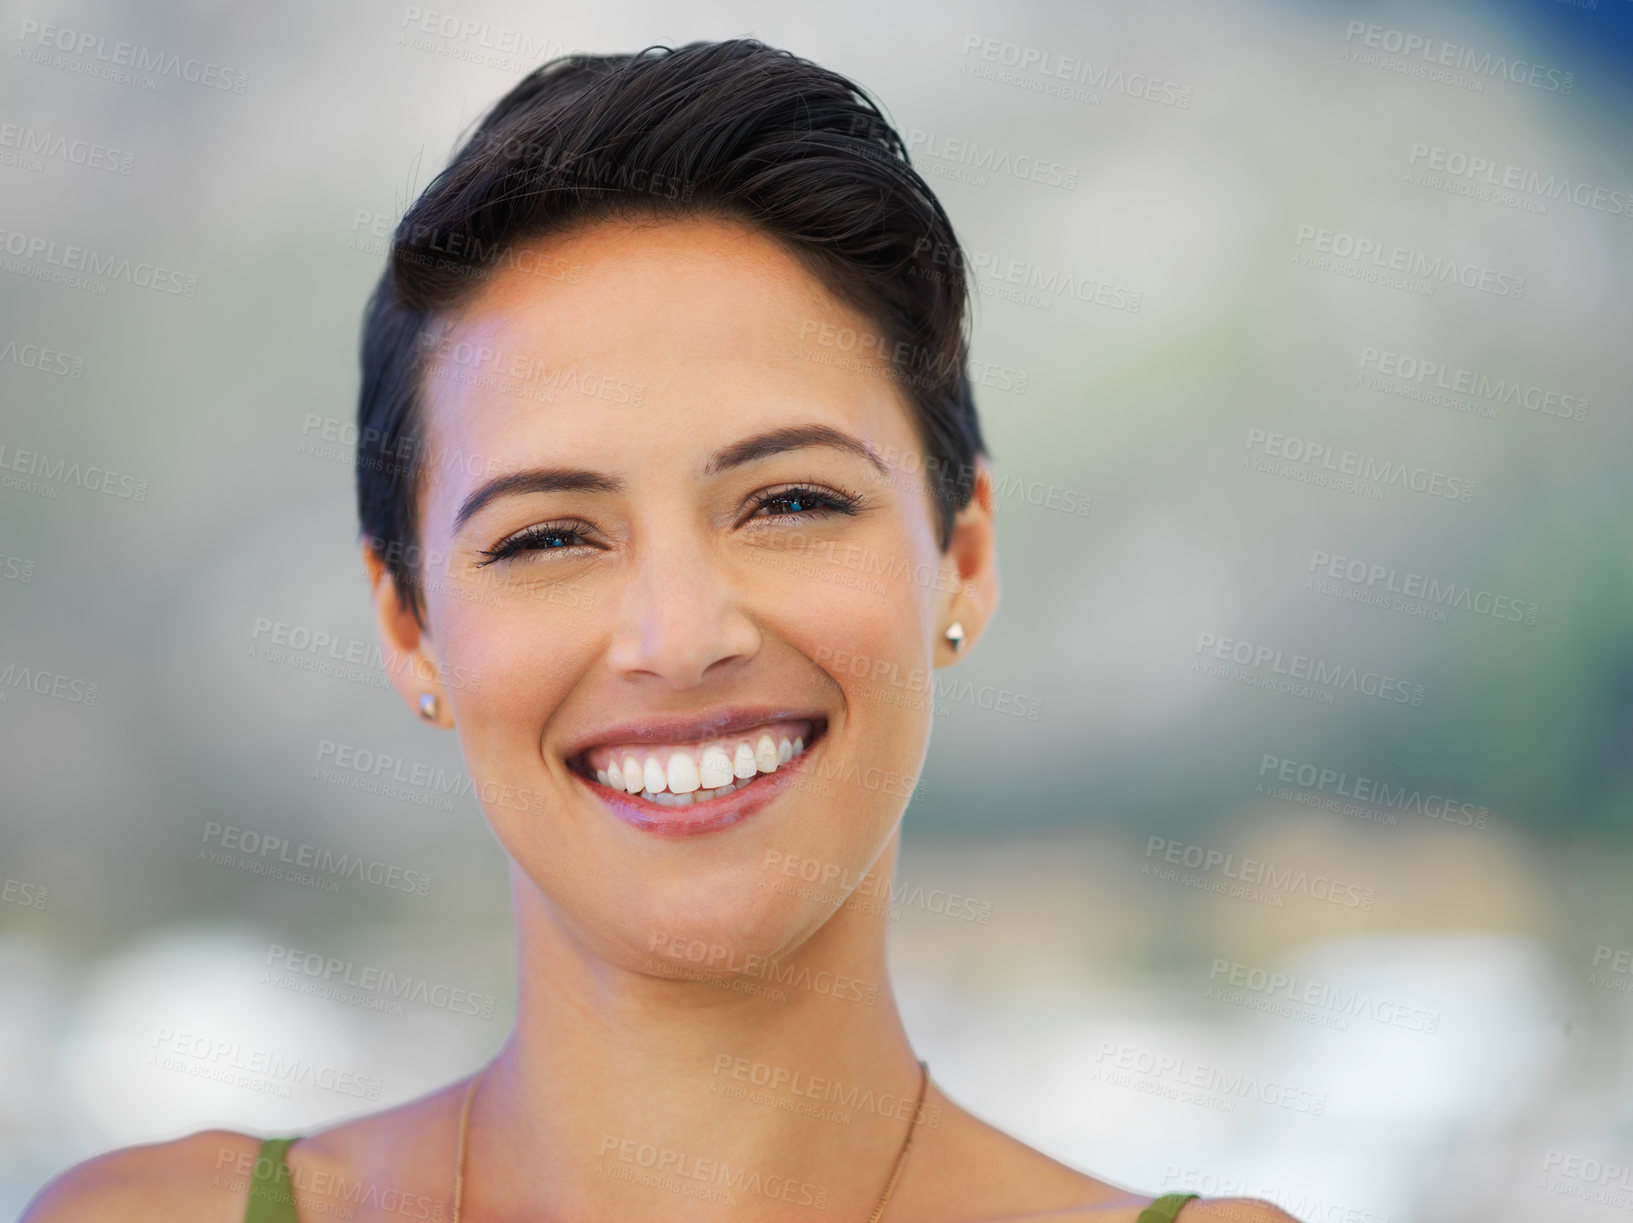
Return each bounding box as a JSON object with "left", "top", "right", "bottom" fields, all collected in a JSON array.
[
  {"left": 362, "top": 541, "right": 452, "bottom": 727},
  {"left": 934, "top": 457, "right": 1000, "bottom": 668}
]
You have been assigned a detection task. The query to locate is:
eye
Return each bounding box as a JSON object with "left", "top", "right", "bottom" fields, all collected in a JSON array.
[
  {"left": 747, "top": 485, "right": 863, "bottom": 522},
  {"left": 476, "top": 522, "right": 596, "bottom": 566}
]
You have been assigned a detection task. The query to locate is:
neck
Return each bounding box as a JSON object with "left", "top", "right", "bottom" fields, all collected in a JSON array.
[{"left": 466, "top": 836, "right": 927, "bottom": 1221}]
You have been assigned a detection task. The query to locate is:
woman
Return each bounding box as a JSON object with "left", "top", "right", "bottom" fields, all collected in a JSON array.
[{"left": 25, "top": 40, "right": 1297, "bottom": 1223}]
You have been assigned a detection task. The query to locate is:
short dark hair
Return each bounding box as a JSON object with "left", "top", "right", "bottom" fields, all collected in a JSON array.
[{"left": 356, "top": 38, "right": 986, "bottom": 625}]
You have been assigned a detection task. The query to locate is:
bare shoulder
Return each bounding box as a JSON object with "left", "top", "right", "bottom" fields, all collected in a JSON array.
[
  {"left": 990, "top": 1200, "right": 1304, "bottom": 1222},
  {"left": 896, "top": 1084, "right": 1304, "bottom": 1222},
  {"left": 20, "top": 1128, "right": 264, "bottom": 1223},
  {"left": 895, "top": 1081, "right": 1138, "bottom": 1218},
  {"left": 21, "top": 1078, "right": 468, "bottom": 1223},
  {"left": 1179, "top": 1200, "right": 1303, "bottom": 1223}
]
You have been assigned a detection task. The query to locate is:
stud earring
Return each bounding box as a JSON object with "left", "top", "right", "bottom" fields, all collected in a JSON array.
[
  {"left": 944, "top": 621, "right": 965, "bottom": 654},
  {"left": 418, "top": 693, "right": 440, "bottom": 721}
]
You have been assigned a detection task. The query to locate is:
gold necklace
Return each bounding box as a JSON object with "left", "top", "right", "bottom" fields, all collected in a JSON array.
[{"left": 451, "top": 1058, "right": 930, "bottom": 1222}]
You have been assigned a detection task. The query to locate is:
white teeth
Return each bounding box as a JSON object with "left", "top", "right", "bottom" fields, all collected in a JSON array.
[
  {"left": 667, "top": 751, "right": 700, "bottom": 794},
  {"left": 589, "top": 725, "right": 816, "bottom": 802},
  {"left": 755, "top": 734, "right": 779, "bottom": 773},
  {"left": 698, "top": 746, "right": 733, "bottom": 789},
  {"left": 644, "top": 757, "right": 667, "bottom": 794}
]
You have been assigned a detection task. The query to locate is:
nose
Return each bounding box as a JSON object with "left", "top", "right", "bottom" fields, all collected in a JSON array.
[{"left": 604, "top": 527, "right": 761, "bottom": 688}]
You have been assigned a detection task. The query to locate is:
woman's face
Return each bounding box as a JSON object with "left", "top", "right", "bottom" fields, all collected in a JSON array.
[{"left": 368, "top": 214, "right": 995, "bottom": 974}]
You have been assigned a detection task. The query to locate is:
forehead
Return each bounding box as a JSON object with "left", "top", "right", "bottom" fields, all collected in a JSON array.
[{"left": 412, "top": 215, "right": 918, "bottom": 524}]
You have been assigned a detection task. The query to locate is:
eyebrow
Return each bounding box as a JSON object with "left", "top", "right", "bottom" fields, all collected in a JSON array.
[
  {"left": 452, "top": 424, "right": 887, "bottom": 533},
  {"left": 452, "top": 469, "right": 623, "bottom": 534},
  {"left": 703, "top": 424, "right": 887, "bottom": 479}
]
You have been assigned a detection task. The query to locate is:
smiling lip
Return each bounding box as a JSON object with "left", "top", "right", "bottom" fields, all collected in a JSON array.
[
  {"left": 565, "top": 709, "right": 828, "bottom": 838},
  {"left": 559, "top": 706, "right": 827, "bottom": 762}
]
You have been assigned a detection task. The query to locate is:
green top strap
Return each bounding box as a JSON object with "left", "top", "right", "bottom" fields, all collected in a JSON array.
[
  {"left": 239, "top": 1136, "right": 1196, "bottom": 1223},
  {"left": 1137, "top": 1193, "right": 1200, "bottom": 1222},
  {"left": 244, "top": 1137, "right": 301, "bottom": 1223}
]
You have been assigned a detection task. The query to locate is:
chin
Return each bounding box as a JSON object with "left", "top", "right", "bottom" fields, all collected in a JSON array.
[
  {"left": 488, "top": 713, "right": 912, "bottom": 979},
  {"left": 505, "top": 814, "right": 871, "bottom": 982},
  {"left": 607, "top": 852, "right": 854, "bottom": 981}
]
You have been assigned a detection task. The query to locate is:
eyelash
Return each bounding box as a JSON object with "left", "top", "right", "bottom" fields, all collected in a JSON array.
[
  {"left": 475, "top": 484, "right": 863, "bottom": 565},
  {"left": 476, "top": 521, "right": 596, "bottom": 566},
  {"left": 747, "top": 483, "right": 864, "bottom": 523}
]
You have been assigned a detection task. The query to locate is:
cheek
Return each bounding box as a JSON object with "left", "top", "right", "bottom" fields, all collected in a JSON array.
[
  {"left": 434, "top": 593, "right": 608, "bottom": 901},
  {"left": 433, "top": 592, "right": 599, "bottom": 775},
  {"left": 777, "top": 550, "right": 937, "bottom": 741},
  {"left": 783, "top": 593, "right": 936, "bottom": 841}
]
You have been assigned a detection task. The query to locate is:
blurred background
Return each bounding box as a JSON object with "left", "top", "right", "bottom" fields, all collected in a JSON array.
[{"left": 2, "top": 0, "right": 1631, "bottom": 1219}]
